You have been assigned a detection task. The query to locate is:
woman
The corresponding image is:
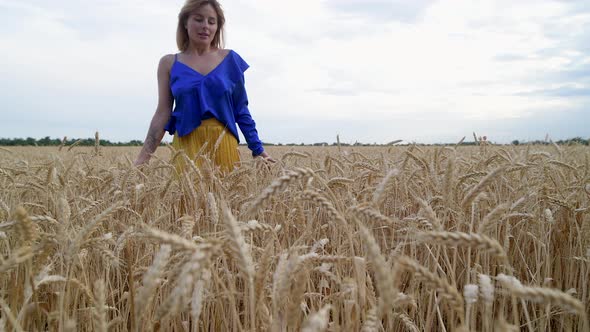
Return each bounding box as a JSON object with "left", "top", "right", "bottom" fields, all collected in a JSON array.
[{"left": 134, "top": 0, "right": 274, "bottom": 172}]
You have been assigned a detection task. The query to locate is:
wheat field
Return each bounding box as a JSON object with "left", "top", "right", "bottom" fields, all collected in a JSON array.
[{"left": 0, "top": 143, "right": 589, "bottom": 331}]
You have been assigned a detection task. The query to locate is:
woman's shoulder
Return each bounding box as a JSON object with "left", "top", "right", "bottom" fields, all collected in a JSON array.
[
  {"left": 157, "top": 54, "right": 176, "bottom": 73},
  {"left": 218, "top": 48, "right": 232, "bottom": 57}
]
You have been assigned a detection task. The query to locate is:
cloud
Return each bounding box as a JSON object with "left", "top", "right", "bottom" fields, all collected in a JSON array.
[
  {"left": 514, "top": 86, "right": 590, "bottom": 98},
  {"left": 0, "top": 0, "right": 589, "bottom": 144},
  {"left": 322, "top": 0, "right": 437, "bottom": 23},
  {"left": 492, "top": 54, "right": 531, "bottom": 62}
]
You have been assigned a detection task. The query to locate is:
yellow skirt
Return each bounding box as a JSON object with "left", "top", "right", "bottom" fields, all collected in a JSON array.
[{"left": 172, "top": 118, "right": 240, "bottom": 174}]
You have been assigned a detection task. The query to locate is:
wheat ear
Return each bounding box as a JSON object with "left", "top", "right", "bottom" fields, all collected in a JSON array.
[
  {"left": 245, "top": 167, "right": 314, "bottom": 215},
  {"left": 302, "top": 189, "right": 346, "bottom": 225},
  {"left": 92, "top": 280, "right": 107, "bottom": 332},
  {"left": 443, "top": 156, "right": 455, "bottom": 205},
  {"left": 135, "top": 244, "right": 171, "bottom": 320},
  {"left": 70, "top": 201, "right": 125, "bottom": 257},
  {"left": 141, "top": 227, "right": 202, "bottom": 251},
  {"left": 395, "top": 255, "right": 465, "bottom": 320},
  {"left": 0, "top": 297, "right": 25, "bottom": 332},
  {"left": 496, "top": 274, "right": 587, "bottom": 315},
  {"left": 282, "top": 151, "right": 310, "bottom": 162},
  {"left": 392, "top": 311, "right": 420, "bottom": 332},
  {"left": 404, "top": 151, "right": 430, "bottom": 172},
  {"left": 222, "top": 206, "right": 254, "bottom": 279},
  {"left": 356, "top": 220, "right": 397, "bottom": 318},
  {"left": 351, "top": 205, "right": 396, "bottom": 226},
  {"left": 352, "top": 162, "right": 381, "bottom": 173},
  {"left": 479, "top": 273, "right": 494, "bottom": 331},
  {"left": 326, "top": 177, "right": 354, "bottom": 187},
  {"left": 301, "top": 305, "right": 331, "bottom": 332},
  {"left": 156, "top": 251, "right": 213, "bottom": 321},
  {"left": 0, "top": 246, "right": 34, "bottom": 274},
  {"left": 411, "top": 194, "right": 443, "bottom": 231},
  {"left": 222, "top": 205, "right": 256, "bottom": 330},
  {"left": 478, "top": 203, "right": 510, "bottom": 234},
  {"left": 14, "top": 206, "right": 38, "bottom": 245},
  {"left": 361, "top": 307, "right": 381, "bottom": 332},
  {"left": 417, "top": 231, "right": 508, "bottom": 263},
  {"left": 271, "top": 252, "right": 297, "bottom": 331},
  {"left": 190, "top": 278, "right": 207, "bottom": 326},
  {"left": 461, "top": 167, "right": 505, "bottom": 209},
  {"left": 372, "top": 168, "right": 400, "bottom": 206},
  {"left": 206, "top": 192, "right": 219, "bottom": 224}
]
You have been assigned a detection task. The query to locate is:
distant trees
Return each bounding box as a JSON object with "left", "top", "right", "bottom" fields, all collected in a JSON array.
[
  {"left": 511, "top": 137, "right": 588, "bottom": 146},
  {"left": 0, "top": 136, "right": 145, "bottom": 146},
  {"left": 556, "top": 137, "right": 588, "bottom": 145},
  {"left": 0, "top": 136, "right": 588, "bottom": 147}
]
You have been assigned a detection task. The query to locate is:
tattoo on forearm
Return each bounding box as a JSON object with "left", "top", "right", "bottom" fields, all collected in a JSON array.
[{"left": 143, "top": 126, "right": 163, "bottom": 155}]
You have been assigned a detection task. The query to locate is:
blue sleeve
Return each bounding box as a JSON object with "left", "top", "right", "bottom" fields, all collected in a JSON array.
[{"left": 233, "top": 80, "right": 264, "bottom": 156}]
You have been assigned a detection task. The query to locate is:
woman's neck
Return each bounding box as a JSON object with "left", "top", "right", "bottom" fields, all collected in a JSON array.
[{"left": 186, "top": 43, "right": 214, "bottom": 55}]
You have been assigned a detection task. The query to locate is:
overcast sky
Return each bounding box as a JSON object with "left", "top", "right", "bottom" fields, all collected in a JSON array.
[{"left": 1, "top": 0, "right": 589, "bottom": 144}]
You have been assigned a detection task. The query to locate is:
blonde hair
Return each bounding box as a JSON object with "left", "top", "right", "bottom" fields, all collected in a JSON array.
[{"left": 176, "top": 0, "right": 226, "bottom": 51}]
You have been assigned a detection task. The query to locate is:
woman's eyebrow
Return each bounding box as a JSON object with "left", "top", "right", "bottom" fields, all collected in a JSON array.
[{"left": 193, "top": 14, "right": 216, "bottom": 19}]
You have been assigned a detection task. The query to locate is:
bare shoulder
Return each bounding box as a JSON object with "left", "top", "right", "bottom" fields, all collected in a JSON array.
[
  {"left": 218, "top": 49, "right": 231, "bottom": 58},
  {"left": 158, "top": 54, "right": 176, "bottom": 71}
]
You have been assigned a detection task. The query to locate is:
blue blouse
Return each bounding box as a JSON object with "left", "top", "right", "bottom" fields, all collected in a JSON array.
[{"left": 164, "top": 50, "right": 264, "bottom": 156}]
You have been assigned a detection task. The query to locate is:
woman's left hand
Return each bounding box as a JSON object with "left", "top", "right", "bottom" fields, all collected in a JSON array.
[{"left": 259, "top": 151, "right": 276, "bottom": 163}]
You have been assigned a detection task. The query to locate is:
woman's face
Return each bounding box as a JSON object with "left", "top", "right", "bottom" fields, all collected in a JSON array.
[{"left": 185, "top": 4, "right": 218, "bottom": 47}]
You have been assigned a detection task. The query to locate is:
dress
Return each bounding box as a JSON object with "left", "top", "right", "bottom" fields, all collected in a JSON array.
[{"left": 164, "top": 50, "right": 264, "bottom": 173}]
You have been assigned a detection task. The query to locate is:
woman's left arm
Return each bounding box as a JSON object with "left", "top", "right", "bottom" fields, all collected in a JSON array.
[{"left": 233, "top": 82, "right": 275, "bottom": 162}]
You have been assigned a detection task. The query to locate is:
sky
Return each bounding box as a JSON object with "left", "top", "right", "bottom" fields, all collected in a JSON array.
[{"left": 0, "top": 0, "right": 589, "bottom": 144}]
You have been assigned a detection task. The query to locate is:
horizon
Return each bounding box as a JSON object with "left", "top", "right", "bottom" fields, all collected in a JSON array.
[{"left": 1, "top": 133, "right": 587, "bottom": 146}]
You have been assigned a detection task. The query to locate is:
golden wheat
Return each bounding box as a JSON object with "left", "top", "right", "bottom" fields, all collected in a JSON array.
[{"left": 0, "top": 145, "right": 588, "bottom": 331}]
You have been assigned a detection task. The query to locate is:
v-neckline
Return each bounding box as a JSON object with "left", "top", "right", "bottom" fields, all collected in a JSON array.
[{"left": 175, "top": 50, "right": 232, "bottom": 77}]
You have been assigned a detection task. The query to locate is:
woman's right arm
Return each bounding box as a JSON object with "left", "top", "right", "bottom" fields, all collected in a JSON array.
[{"left": 134, "top": 55, "right": 175, "bottom": 166}]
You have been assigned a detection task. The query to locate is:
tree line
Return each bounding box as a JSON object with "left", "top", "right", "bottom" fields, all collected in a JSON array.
[
  {"left": 0, "top": 136, "right": 587, "bottom": 147},
  {"left": 0, "top": 137, "right": 144, "bottom": 147}
]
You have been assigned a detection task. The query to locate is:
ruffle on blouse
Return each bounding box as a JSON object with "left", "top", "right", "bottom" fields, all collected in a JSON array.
[{"left": 164, "top": 50, "right": 250, "bottom": 140}]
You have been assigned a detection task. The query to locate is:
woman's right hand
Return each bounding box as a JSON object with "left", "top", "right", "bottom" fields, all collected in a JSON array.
[
  {"left": 133, "top": 153, "right": 150, "bottom": 167},
  {"left": 258, "top": 151, "right": 276, "bottom": 163}
]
